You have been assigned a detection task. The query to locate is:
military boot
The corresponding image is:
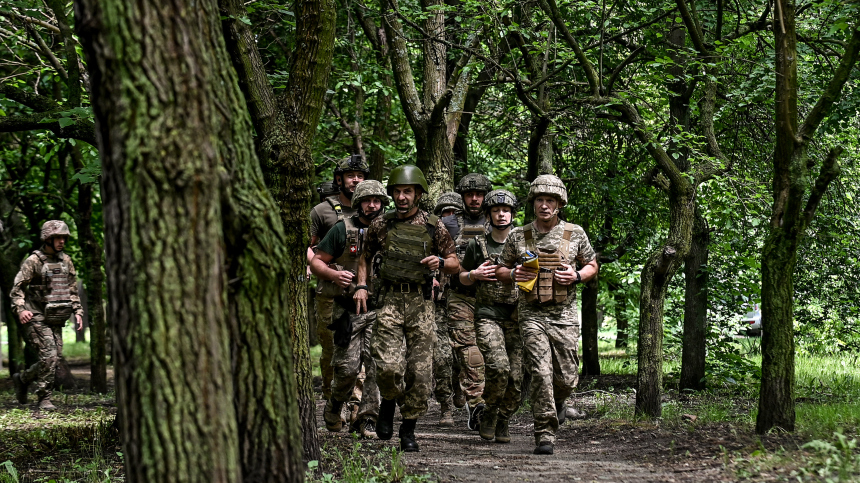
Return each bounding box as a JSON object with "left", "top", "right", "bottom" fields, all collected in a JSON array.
[
  {"left": 556, "top": 402, "right": 567, "bottom": 425},
  {"left": 533, "top": 441, "right": 554, "bottom": 455},
  {"left": 38, "top": 397, "right": 57, "bottom": 411},
  {"left": 323, "top": 399, "right": 344, "bottom": 432},
  {"left": 399, "top": 418, "right": 419, "bottom": 452},
  {"left": 494, "top": 418, "right": 511, "bottom": 444},
  {"left": 12, "top": 373, "right": 28, "bottom": 405},
  {"left": 376, "top": 398, "right": 396, "bottom": 440},
  {"left": 479, "top": 407, "right": 498, "bottom": 441},
  {"left": 438, "top": 398, "right": 455, "bottom": 427},
  {"left": 453, "top": 385, "right": 466, "bottom": 409}
]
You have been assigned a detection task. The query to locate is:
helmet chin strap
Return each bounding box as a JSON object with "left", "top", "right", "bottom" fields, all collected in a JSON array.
[
  {"left": 490, "top": 221, "right": 512, "bottom": 230},
  {"left": 362, "top": 207, "right": 384, "bottom": 220}
]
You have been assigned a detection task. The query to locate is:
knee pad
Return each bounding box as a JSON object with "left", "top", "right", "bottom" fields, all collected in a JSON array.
[{"left": 466, "top": 345, "right": 483, "bottom": 369}]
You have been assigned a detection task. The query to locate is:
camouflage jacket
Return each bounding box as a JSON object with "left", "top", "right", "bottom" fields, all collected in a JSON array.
[{"left": 9, "top": 250, "right": 84, "bottom": 320}]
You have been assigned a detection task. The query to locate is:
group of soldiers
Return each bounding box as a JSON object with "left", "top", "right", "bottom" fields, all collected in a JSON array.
[{"left": 309, "top": 156, "right": 597, "bottom": 455}]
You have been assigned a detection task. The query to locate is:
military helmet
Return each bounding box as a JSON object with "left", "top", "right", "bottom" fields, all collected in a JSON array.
[
  {"left": 386, "top": 165, "right": 429, "bottom": 194},
  {"left": 352, "top": 180, "right": 390, "bottom": 205},
  {"left": 527, "top": 174, "right": 567, "bottom": 206},
  {"left": 333, "top": 154, "right": 370, "bottom": 177},
  {"left": 40, "top": 220, "right": 71, "bottom": 242},
  {"left": 317, "top": 180, "right": 338, "bottom": 199},
  {"left": 483, "top": 189, "right": 518, "bottom": 213},
  {"left": 434, "top": 192, "right": 465, "bottom": 216},
  {"left": 455, "top": 173, "right": 492, "bottom": 194}
]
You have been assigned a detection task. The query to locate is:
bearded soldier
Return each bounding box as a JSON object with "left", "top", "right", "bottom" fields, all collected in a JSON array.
[
  {"left": 431, "top": 192, "right": 465, "bottom": 426},
  {"left": 311, "top": 180, "right": 388, "bottom": 439},
  {"left": 355, "top": 165, "right": 459, "bottom": 452},
  {"left": 441, "top": 173, "right": 492, "bottom": 430},
  {"left": 11, "top": 220, "right": 84, "bottom": 410},
  {"left": 308, "top": 155, "right": 368, "bottom": 407},
  {"left": 458, "top": 190, "right": 522, "bottom": 443},
  {"left": 496, "top": 175, "right": 598, "bottom": 455}
]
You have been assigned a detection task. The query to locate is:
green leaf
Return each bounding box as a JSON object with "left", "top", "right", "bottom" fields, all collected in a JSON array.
[{"left": 58, "top": 117, "right": 75, "bottom": 128}]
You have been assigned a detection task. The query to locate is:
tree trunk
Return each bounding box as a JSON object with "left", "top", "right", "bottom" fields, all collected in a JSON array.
[
  {"left": 635, "top": 186, "right": 694, "bottom": 417},
  {"left": 609, "top": 282, "right": 629, "bottom": 348},
  {"left": 71, "top": 146, "right": 108, "bottom": 394},
  {"left": 580, "top": 275, "right": 600, "bottom": 375},
  {"left": 680, "top": 207, "right": 709, "bottom": 391}
]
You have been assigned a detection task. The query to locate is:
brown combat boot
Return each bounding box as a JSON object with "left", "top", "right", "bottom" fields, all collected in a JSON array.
[
  {"left": 494, "top": 419, "right": 511, "bottom": 443},
  {"left": 479, "top": 407, "right": 498, "bottom": 441},
  {"left": 13, "top": 373, "right": 28, "bottom": 404},
  {"left": 438, "top": 398, "right": 454, "bottom": 427},
  {"left": 323, "top": 399, "right": 344, "bottom": 432},
  {"left": 38, "top": 397, "right": 57, "bottom": 411}
]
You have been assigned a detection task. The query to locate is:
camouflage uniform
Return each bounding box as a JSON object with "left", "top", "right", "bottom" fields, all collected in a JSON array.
[
  {"left": 10, "top": 221, "right": 83, "bottom": 403},
  {"left": 364, "top": 209, "right": 456, "bottom": 419},
  {"left": 432, "top": 296, "right": 454, "bottom": 404},
  {"left": 330, "top": 303, "right": 380, "bottom": 423},
  {"left": 499, "top": 220, "right": 595, "bottom": 446}
]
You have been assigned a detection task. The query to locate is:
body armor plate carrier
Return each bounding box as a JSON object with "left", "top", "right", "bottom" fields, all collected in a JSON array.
[
  {"left": 32, "top": 250, "right": 74, "bottom": 325},
  {"left": 378, "top": 212, "right": 438, "bottom": 283},
  {"left": 318, "top": 216, "right": 365, "bottom": 298},
  {"left": 474, "top": 235, "right": 518, "bottom": 306},
  {"left": 523, "top": 223, "right": 575, "bottom": 304},
  {"left": 455, "top": 216, "right": 486, "bottom": 261},
  {"left": 326, "top": 195, "right": 345, "bottom": 222}
]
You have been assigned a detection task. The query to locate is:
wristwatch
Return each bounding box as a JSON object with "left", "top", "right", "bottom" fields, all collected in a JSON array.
[
  {"left": 575, "top": 271, "right": 581, "bottom": 283},
  {"left": 438, "top": 256, "right": 445, "bottom": 268}
]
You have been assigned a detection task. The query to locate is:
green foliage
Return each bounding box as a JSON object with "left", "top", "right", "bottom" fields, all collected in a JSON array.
[
  {"left": 799, "top": 432, "right": 860, "bottom": 482},
  {"left": 306, "top": 441, "right": 433, "bottom": 483}
]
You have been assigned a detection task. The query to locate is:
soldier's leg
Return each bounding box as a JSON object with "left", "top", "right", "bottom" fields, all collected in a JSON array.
[
  {"left": 499, "top": 322, "right": 524, "bottom": 420},
  {"left": 399, "top": 294, "right": 435, "bottom": 420},
  {"left": 433, "top": 304, "right": 454, "bottom": 403},
  {"left": 356, "top": 311, "right": 380, "bottom": 424},
  {"left": 372, "top": 293, "right": 407, "bottom": 401},
  {"left": 20, "top": 321, "right": 60, "bottom": 401},
  {"left": 447, "top": 294, "right": 484, "bottom": 406},
  {"left": 315, "top": 295, "right": 336, "bottom": 400},
  {"left": 548, "top": 323, "right": 581, "bottom": 412},
  {"left": 329, "top": 313, "right": 365, "bottom": 403},
  {"left": 474, "top": 317, "right": 509, "bottom": 410},
  {"left": 520, "top": 317, "right": 558, "bottom": 447}
]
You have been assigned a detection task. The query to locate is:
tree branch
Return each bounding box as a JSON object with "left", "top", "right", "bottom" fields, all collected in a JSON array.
[
  {"left": 23, "top": 23, "right": 67, "bottom": 80},
  {"left": 538, "top": 0, "right": 600, "bottom": 96},
  {"left": 803, "top": 146, "right": 842, "bottom": 226},
  {"left": 0, "top": 84, "right": 60, "bottom": 111},
  {"left": 0, "top": 111, "right": 95, "bottom": 145},
  {"left": 675, "top": 0, "right": 707, "bottom": 53},
  {"left": 0, "top": 10, "right": 60, "bottom": 34},
  {"left": 694, "top": 77, "right": 731, "bottom": 183},
  {"left": 45, "top": 0, "right": 82, "bottom": 107},
  {"left": 605, "top": 46, "right": 644, "bottom": 94},
  {"left": 381, "top": 0, "right": 427, "bottom": 129}
]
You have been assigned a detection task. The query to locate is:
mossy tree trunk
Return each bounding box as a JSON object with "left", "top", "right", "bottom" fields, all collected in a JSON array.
[
  {"left": 610, "top": 282, "right": 629, "bottom": 348},
  {"left": 220, "top": 0, "right": 336, "bottom": 464},
  {"left": 756, "top": 3, "right": 860, "bottom": 434},
  {"left": 77, "top": 0, "right": 304, "bottom": 479},
  {"left": 580, "top": 275, "right": 600, "bottom": 375},
  {"left": 680, "top": 208, "right": 709, "bottom": 391}
]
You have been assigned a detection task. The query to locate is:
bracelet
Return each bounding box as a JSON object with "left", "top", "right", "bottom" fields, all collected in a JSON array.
[
  {"left": 438, "top": 256, "right": 445, "bottom": 268},
  {"left": 575, "top": 271, "right": 581, "bottom": 283},
  {"left": 355, "top": 285, "right": 368, "bottom": 291},
  {"left": 512, "top": 266, "right": 518, "bottom": 281},
  {"left": 467, "top": 270, "right": 474, "bottom": 282}
]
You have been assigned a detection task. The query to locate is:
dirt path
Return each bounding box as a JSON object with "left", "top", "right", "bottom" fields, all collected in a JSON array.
[{"left": 316, "top": 397, "right": 734, "bottom": 482}]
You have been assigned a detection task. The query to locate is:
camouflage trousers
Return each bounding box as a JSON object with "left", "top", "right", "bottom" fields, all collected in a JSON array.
[
  {"left": 316, "top": 295, "right": 336, "bottom": 400},
  {"left": 20, "top": 319, "right": 64, "bottom": 399},
  {"left": 475, "top": 316, "right": 523, "bottom": 420},
  {"left": 433, "top": 302, "right": 454, "bottom": 404},
  {"left": 330, "top": 306, "right": 380, "bottom": 421},
  {"left": 447, "top": 292, "right": 485, "bottom": 406},
  {"left": 520, "top": 311, "right": 580, "bottom": 446},
  {"left": 372, "top": 288, "right": 435, "bottom": 419}
]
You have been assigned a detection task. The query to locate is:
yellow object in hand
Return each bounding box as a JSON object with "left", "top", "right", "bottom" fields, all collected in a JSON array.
[{"left": 516, "top": 253, "right": 540, "bottom": 293}]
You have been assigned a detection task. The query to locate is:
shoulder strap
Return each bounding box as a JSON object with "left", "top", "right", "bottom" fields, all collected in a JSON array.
[
  {"left": 32, "top": 250, "right": 48, "bottom": 263},
  {"left": 560, "top": 222, "right": 574, "bottom": 261},
  {"left": 523, "top": 223, "right": 536, "bottom": 252},
  {"left": 326, "top": 195, "right": 344, "bottom": 221},
  {"left": 476, "top": 234, "right": 490, "bottom": 261},
  {"left": 426, "top": 213, "right": 438, "bottom": 241}
]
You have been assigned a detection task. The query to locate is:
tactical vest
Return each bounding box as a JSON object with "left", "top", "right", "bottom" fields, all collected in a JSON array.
[
  {"left": 474, "top": 234, "right": 518, "bottom": 306},
  {"left": 523, "top": 223, "right": 575, "bottom": 304},
  {"left": 325, "top": 195, "right": 345, "bottom": 222},
  {"left": 378, "top": 212, "right": 438, "bottom": 283},
  {"left": 32, "top": 250, "right": 74, "bottom": 325},
  {"left": 454, "top": 215, "right": 487, "bottom": 261},
  {"left": 318, "top": 216, "right": 365, "bottom": 298}
]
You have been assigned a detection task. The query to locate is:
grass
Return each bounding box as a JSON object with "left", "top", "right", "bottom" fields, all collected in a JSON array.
[{"left": 307, "top": 438, "right": 433, "bottom": 483}]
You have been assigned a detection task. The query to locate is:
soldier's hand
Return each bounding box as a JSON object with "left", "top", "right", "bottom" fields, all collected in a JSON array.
[
  {"left": 354, "top": 288, "right": 368, "bottom": 314},
  {"left": 19, "top": 310, "right": 33, "bottom": 324},
  {"left": 554, "top": 263, "right": 576, "bottom": 285},
  {"left": 472, "top": 260, "right": 498, "bottom": 281},
  {"left": 513, "top": 265, "right": 537, "bottom": 282},
  {"left": 75, "top": 314, "right": 83, "bottom": 331},
  {"left": 335, "top": 270, "right": 355, "bottom": 288},
  {"left": 420, "top": 255, "right": 440, "bottom": 271}
]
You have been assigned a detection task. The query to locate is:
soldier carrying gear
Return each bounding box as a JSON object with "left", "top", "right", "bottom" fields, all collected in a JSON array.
[
  {"left": 495, "top": 175, "right": 599, "bottom": 455},
  {"left": 311, "top": 180, "right": 389, "bottom": 439},
  {"left": 458, "top": 189, "right": 522, "bottom": 443},
  {"left": 355, "top": 164, "right": 459, "bottom": 452},
  {"left": 434, "top": 192, "right": 465, "bottom": 218},
  {"left": 10, "top": 220, "right": 84, "bottom": 411},
  {"left": 442, "top": 174, "right": 494, "bottom": 431},
  {"left": 317, "top": 180, "right": 338, "bottom": 202},
  {"left": 334, "top": 154, "right": 371, "bottom": 200}
]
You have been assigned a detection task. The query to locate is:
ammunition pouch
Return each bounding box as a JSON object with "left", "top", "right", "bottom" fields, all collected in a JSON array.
[{"left": 44, "top": 302, "right": 73, "bottom": 326}]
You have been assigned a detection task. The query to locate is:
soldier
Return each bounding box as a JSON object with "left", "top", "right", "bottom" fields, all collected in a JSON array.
[
  {"left": 10, "top": 220, "right": 84, "bottom": 410},
  {"left": 355, "top": 165, "right": 459, "bottom": 452},
  {"left": 431, "top": 192, "right": 465, "bottom": 426},
  {"left": 308, "top": 155, "right": 368, "bottom": 408},
  {"left": 458, "top": 190, "right": 522, "bottom": 443},
  {"left": 316, "top": 180, "right": 338, "bottom": 203},
  {"left": 311, "top": 180, "right": 388, "bottom": 439},
  {"left": 496, "top": 175, "right": 598, "bottom": 455},
  {"left": 441, "top": 173, "right": 493, "bottom": 430}
]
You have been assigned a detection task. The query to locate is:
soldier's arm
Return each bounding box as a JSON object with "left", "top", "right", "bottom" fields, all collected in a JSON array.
[
  {"left": 10, "top": 257, "right": 37, "bottom": 315},
  {"left": 68, "top": 261, "right": 84, "bottom": 317},
  {"left": 354, "top": 254, "right": 369, "bottom": 314}
]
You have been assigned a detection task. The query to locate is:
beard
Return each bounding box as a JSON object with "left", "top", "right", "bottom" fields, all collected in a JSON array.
[
  {"left": 395, "top": 199, "right": 417, "bottom": 213},
  {"left": 340, "top": 185, "right": 355, "bottom": 200}
]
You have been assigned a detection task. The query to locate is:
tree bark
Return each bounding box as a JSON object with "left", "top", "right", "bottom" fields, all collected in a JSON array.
[
  {"left": 580, "top": 275, "right": 600, "bottom": 375},
  {"left": 680, "top": 207, "right": 708, "bottom": 391},
  {"left": 611, "top": 282, "right": 629, "bottom": 348}
]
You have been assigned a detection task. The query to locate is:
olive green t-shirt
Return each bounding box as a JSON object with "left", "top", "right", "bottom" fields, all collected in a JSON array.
[
  {"left": 309, "top": 195, "right": 356, "bottom": 243},
  {"left": 462, "top": 235, "right": 516, "bottom": 321},
  {"left": 316, "top": 216, "right": 370, "bottom": 260}
]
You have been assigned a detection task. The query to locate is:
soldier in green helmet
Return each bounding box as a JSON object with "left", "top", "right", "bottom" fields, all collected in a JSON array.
[
  {"left": 355, "top": 165, "right": 459, "bottom": 451},
  {"left": 457, "top": 189, "right": 522, "bottom": 443},
  {"left": 311, "top": 180, "right": 389, "bottom": 439},
  {"left": 441, "top": 173, "right": 493, "bottom": 430},
  {"left": 308, "top": 154, "right": 369, "bottom": 423},
  {"left": 495, "top": 175, "right": 598, "bottom": 455},
  {"left": 10, "top": 220, "right": 84, "bottom": 410}
]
